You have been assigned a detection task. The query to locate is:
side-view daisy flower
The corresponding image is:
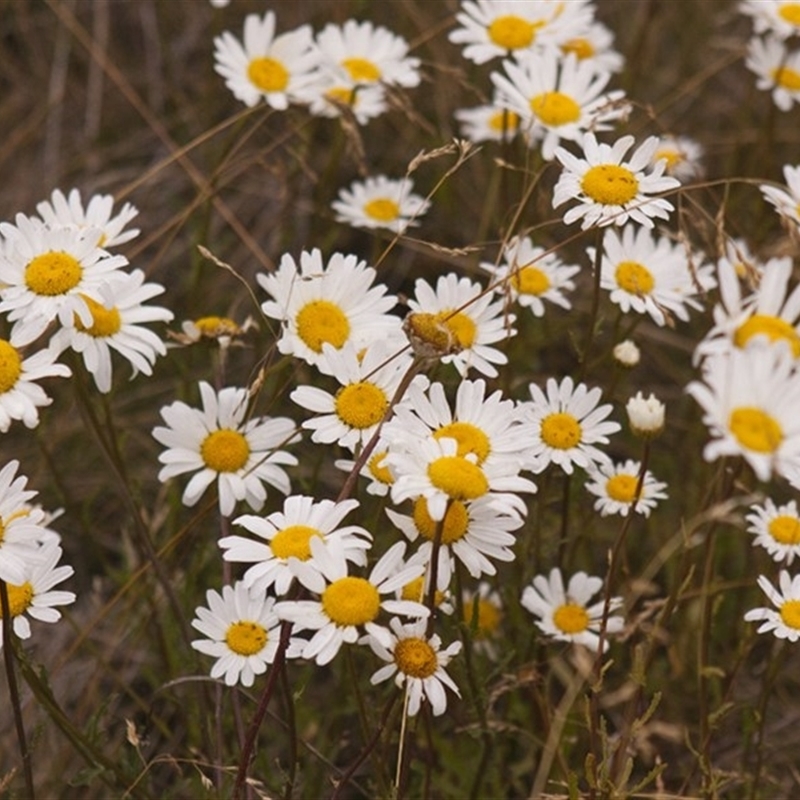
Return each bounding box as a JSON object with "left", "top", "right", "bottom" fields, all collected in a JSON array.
[
  {"left": 334, "top": 436, "right": 397, "bottom": 497},
  {"left": 584, "top": 459, "right": 668, "bottom": 517},
  {"left": 552, "top": 133, "right": 680, "bottom": 229},
  {"left": 331, "top": 175, "right": 430, "bottom": 233},
  {"left": 741, "top": 0, "right": 800, "bottom": 39},
  {"left": 191, "top": 582, "right": 303, "bottom": 687},
  {"left": 744, "top": 570, "right": 800, "bottom": 641},
  {"left": 152, "top": 381, "right": 299, "bottom": 516},
  {"left": 213, "top": 11, "right": 320, "bottom": 109},
  {"left": 366, "top": 617, "right": 461, "bottom": 716},
  {"left": 651, "top": 135, "right": 704, "bottom": 181},
  {"left": 463, "top": 581, "right": 504, "bottom": 657},
  {"left": 558, "top": 19, "right": 624, "bottom": 73},
  {"left": 521, "top": 567, "right": 623, "bottom": 652},
  {"left": 297, "top": 77, "right": 388, "bottom": 125},
  {"left": 760, "top": 164, "right": 800, "bottom": 229},
  {"left": 746, "top": 35, "right": 800, "bottom": 111},
  {"left": 219, "top": 495, "right": 372, "bottom": 596},
  {"left": 746, "top": 498, "right": 800, "bottom": 565},
  {"left": 455, "top": 103, "right": 521, "bottom": 144}
]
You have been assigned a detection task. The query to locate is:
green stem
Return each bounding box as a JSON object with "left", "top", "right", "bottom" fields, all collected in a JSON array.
[{"left": 577, "top": 227, "right": 606, "bottom": 382}]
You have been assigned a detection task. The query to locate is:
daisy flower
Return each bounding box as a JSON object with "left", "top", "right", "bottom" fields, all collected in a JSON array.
[
  {"left": 760, "top": 164, "right": 800, "bottom": 228},
  {"left": 0, "top": 334, "right": 71, "bottom": 432},
  {"left": 591, "top": 225, "right": 713, "bottom": 327},
  {"left": 35, "top": 187, "right": 140, "bottom": 248},
  {"left": 291, "top": 341, "right": 411, "bottom": 454},
  {"left": 584, "top": 459, "right": 668, "bottom": 518},
  {"left": 521, "top": 567, "right": 623, "bottom": 652},
  {"left": 558, "top": 19, "right": 625, "bottom": 73},
  {"left": 313, "top": 19, "right": 421, "bottom": 88},
  {"left": 0, "top": 214, "right": 128, "bottom": 346},
  {"left": 463, "top": 581, "right": 504, "bottom": 657},
  {"left": 404, "top": 272, "right": 516, "bottom": 378},
  {"left": 48, "top": 269, "right": 173, "bottom": 393},
  {"left": 366, "top": 617, "right": 461, "bottom": 716},
  {"left": 331, "top": 175, "right": 430, "bottom": 233},
  {"left": 747, "top": 498, "right": 800, "bottom": 565},
  {"left": 174, "top": 314, "right": 253, "bottom": 348},
  {"left": 396, "top": 548, "right": 454, "bottom": 612},
  {"left": 219, "top": 495, "right": 373, "bottom": 596},
  {"left": 745, "top": 35, "right": 800, "bottom": 111},
  {"left": 455, "top": 103, "right": 522, "bottom": 143},
  {"left": 152, "top": 381, "right": 299, "bottom": 517},
  {"left": 741, "top": 0, "right": 800, "bottom": 39},
  {"left": 651, "top": 135, "right": 704, "bottom": 181},
  {"left": 276, "top": 539, "right": 428, "bottom": 666},
  {"left": 552, "top": 133, "right": 680, "bottom": 230},
  {"left": 480, "top": 235, "right": 579, "bottom": 317},
  {"left": 521, "top": 376, "right": 620, "bottom": 475},
  {"left": 257, "top": 248, "right": 401, "bottom": 370},
  {"left": 491, "top": 51, "right": 627, "bottom": 160},
  {"left": 334, "top": 437, "right": 397, "bottom": 497},
  {"left": 191, "top": 582, "right": 303, "bottom": 687},
  {"left": 448, "top": 0, "right": 592, "bottom": 64},
  {"left": 686, "top": 344, "right": 800, "bottom": 482},
  {"left": 213, "top": 11, "right": 320, "bottom": 110},
  {"left": 0, "top": 542, "right": 75, "bottom": 648},
  {"left": 744, "top": 570, "right": 800, "bottom": 641},
  {"left": 297, "top": 78, "right": 388, "bottom": 125}
]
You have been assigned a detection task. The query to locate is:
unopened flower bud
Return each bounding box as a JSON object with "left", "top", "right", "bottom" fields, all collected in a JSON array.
[
  {"left": 613, "top": 339, "right": 640, "bottom": 368},
  {"left": 626, "top": 391, "right": 664, "bottom": 438}
]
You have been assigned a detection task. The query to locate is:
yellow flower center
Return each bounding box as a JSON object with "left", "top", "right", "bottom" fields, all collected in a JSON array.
[
  {"left": 325, "top": 86, "right": 356, "bottom": 107},
  {"left": 530, "top": 91, "right": 581, "bottom": 127},
  {"left": 779, "top": 2, "right": 800, "bottom": 26},
  {"left": 552, "top": 602, "right": 590, "bottom": 634},
  {"left": 195, "top": 316, "right": 240, "bottom": 337},
  {"left": 401, "top": 575, "right": 445, "bottom": 606},
  {"left": 295, "top": 300, "right": 350, "bottom": 353},
  {"left": 768, "top": 515, "right": 800, "bottom": 545},
  {"left": 561, "top": 37, "right": 595, "bottom": 60},
  {"left": 394, "top": 636, "right": 438, "bottom": 678},
  {"left": 654, "top": 148, "right": 684, "bottom": 171},
  {"left": 615, "top": 260, "right": 655, "bottom": 296},
  {"left": 0, "top": 581, "right": 33, "bottom": 618},
  {"left": 581, "top": 164, "right": 639, "bottom": 206},
  {"left": 464, "top": 597, "right": 502, "bottom": 638},
  {"left": 75, "top": 294, "right": 121, "bottom": 337},
  {"left": 427, "top": 456, "right": 489, "bottom": 501},
  {"left": 322, "top": 576, "right": 380, "bottom": 627},
  {"left": 511, "top": 266, "right": 550, "bottom": 296},
  {"left": 225, "top": 620, "right": 267, "bottom": 656},
  {"left": 367, "top": 450, "right": 394, "bottom": 485},
  {"left": 733, "top": 314, "right": 800, "bottom": 357},
  {"left": 436, "top": 310, "right": 476, "bottom": 349},
  {"left": 404, "top": 312, "right": 455, "bottom": 354},
  {"left": 488, "top": 109, "right": 520, "bottom": 133},
  {"left": 25, "top": 251, "right": 83, "bottom": 296},
  {"left": 413, "top": 496, "right": 469, "bottom": 544},
  {"left": 771, "top": 65, "right": 800, "bottom": 91},
  {"left": 341, "top": 57, "right": 381, "bottom": 83},
  {"left": 728, "top": 407, "right": 783, "bottom": 454},
  {"left": 200, "top": 429, "right": 250, "bottom": 472},
  {"left": 487, "top": 15, "right": 540, "bottom": 50},
  {"left": 334, "top": 381, "right": 388, "bottom": 430},
  {"left": 247, "top": 57, "right": 289, "bottom": 92},
  {"left": 0, "top": 340, "right": 22, "bottom": 394},
  {"left": 363, "top": 198, "right": 400, "bottom": 223},
  {"left": 433, "top": 421, "right": 490, "bottom": 464},
  {"left": 605, "top": 473, "right": 640, "bottom": 503},
  {"left": 540, "top": 412, "right": 582, "bottom": 450},
  {"left": 270, "top": 524, "right": 322, "bottom": 560},
  {"left": 779, "top": 598, "right": 800, "bottom": 630}
]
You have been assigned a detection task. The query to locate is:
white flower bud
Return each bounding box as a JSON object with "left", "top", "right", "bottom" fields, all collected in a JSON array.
[
  {"left": 626, "top": 391, "right": 665, "bottom": 438},
  {"left": 613, "top": 339, "right": 640, "bottom": 367}
]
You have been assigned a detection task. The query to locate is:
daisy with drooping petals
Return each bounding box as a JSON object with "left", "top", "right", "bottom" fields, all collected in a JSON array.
[
  {"left": 746, "top": 499, "right": 800, "bottom": 564},
  {"left": 521, "top": 567, "right": 623, "bottom": 652},
  {"left": 744, "top": 570, "right": 800, "bottom": 641},
  {"left": 552, "top": 133, "right": 680, "bottom": 230},
  {"left": 558, "top": 19, "right": 624, "bottom": 73},
  {"left": 651, "top": 135, "right": 704, "bottom": 181},
  {"left": 760, "top": 164, "right": 800, "bottom": 228},
  {"left": 152, "top": 382, "right": 299, "bottom": 517},
  {"left": 404, "top": 273, "right": 516, "bottom": 378},
  {"left": 491, "top": 51, "right": 627, "bottom": 160},
  {"left": 48, "top": 269, "right": 173, "bottom": 393},
  {"left": 331, "top": 175, "right": 430, "bottom": 233},
  {"left": 313, "top": 19, "right": 421, "bottom": 88},
  {"left": 276, "top": 539, "right": 429, "bottom": 666},
  {"left": 0, "top": 214, "right": 128, "bottom": 346},
  {"left": 258, "top": 248, "right": 401, "bottom": 370},
  {"left": 741, "top": 0, "right": 800, "bottom": 39},
  {"left": 191, "top": 582, "right": 303, "bottom": 687},
  {"left": 0, "top": 542, "right": 75, "bottom": 648},
  {"left": 480, "top": 235, "right": 579, "bottom": 318},
  {"left": 522, "top": 376, "right": 620, "bottom": 475},
  {"left": 584, "top": 459, "right": 668, "bottom": 518},
  {"left": 213, "top": 11, "right": 320, "bottom": 110},
  {"left": 455, "top": 103, "right": 522, "bottom": 143},
  {"left": 291, "top": 342, "right": 411, "bottom": 453},
  {"left": 686, "top": 344, "right": 800, "bottom": 482},
  {"left": 219, "top": 495, "right": 373, "bottom": 596},
  {"left": 366, "top": 617, "right": 461, "bottom": 716},
  {"left": 35, "top": 188, "right": 140, "bottom": 248},
  {"left": 745, "top": 35, "right": 800, "bottom": 111},
  {"left": 591, "top": 225, "right": 714, "bottom": 327}
]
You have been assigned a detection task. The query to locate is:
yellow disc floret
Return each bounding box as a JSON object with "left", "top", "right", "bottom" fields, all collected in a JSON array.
[
  {"left": 200, "top": 429, "right": 250, "bottom": 472},
  {"left": 561, "top": 37, "right": 595, "bottom": 60},
  {"left": 488, "top": 15, "right": 539, "bottom": 50},
  {"left": 367, "top": 450, "right": 394, "bottom": 485},
  {"left": 488, "top": 109, "right": 520, "bottom": 133},
  {"left": 0, "top": 340, "right": 22, "bottom": 394},
  {"left": 605, "top": 474, "right": 640, "bottom": 503},
  {"left": 769, "top": 515, "right": 800, "bottom": 545},
  {"left": 335, "top": 381, "right": 388, "bottom": 429},
  {"left": 615, "top": 261, "right": 655, "bottom": 296},
  {"left": 427, "top": 456, "right": 488, "bottom": 501},
  {"left": 464, "top": 597, "right": 502, "bottom": 638},
  {"left": 413, "top": 497, "right": 469, "bottom": 544},
  {"left": 270, "top": 524, "right": 322, "bottom": 560},
  {"left": 0, "top": 581, "right": 33, "bottom": 618},
  {"left": 511, "top": 266, "right": 550, "bottom": 296},
  {"left": 394, "top": 636, "right": 438, "bottom": 678},
  {"left": 225, "top": 620, "right": 267, "bottom": 655},
  {"left": 772, "top": 65, "right": 800, "bottom": 91},
  {"left": 436, "top": 310, "right": 476, "bottom": 349},
  {"left": 322, "top": 576, "right": 381, "bottom": 627},
  {"left": 434, "top": 421, "right": 490, "bottom": 463},
  {"left": 553, "top": 602, "right": 590, "bottom": 634},
  {"left": 75, "top": 294, "right": 122, "bottom": 337},
  {"left": 25, "top": 251, "right": 83, "bottom": 296},
  {"left": 363, "top": 198, "right": 401, "bottom": 222},
  {"left": 530, "top": 91, "right": 581, "bottom": 127},
  {"left": 247, "top": 57, "right": 289, "bottom": 92},
  {"left": 779, "top": 3, "right": 800, "bottom": 27},
  {"left": 540, "top": 412, "right": 582, "bottom": 450},
  {"left": 779, "top": 598, "right": 800, "bottom": 630},
  {"left": 581, "top": 164, "right": 639, "bottom": 206},
  {"left": 733, "top": 315, "right": 800, "bottom": 357},
  {"left": 341, "top": 57, "right": 381, "bottom": 83},
  {"left": 728, "top": 407, "right": 783, "bottom": 454},
  {"left": 295, "top": 300, "right": 350, "bottom": 353}
]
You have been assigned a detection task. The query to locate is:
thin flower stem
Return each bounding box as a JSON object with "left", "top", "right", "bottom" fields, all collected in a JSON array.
[
  {"left": 394, "top": 684, "right": 413, "bottom": 797},
  {"left": 279, "top": 660, "right": 298, "bottom": 800},
  {"left": 1, "top": 580, "right": 35, "bottom": 799},
  {"left": 577, "top": 226, "right": 606, "bottom": 383}
]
